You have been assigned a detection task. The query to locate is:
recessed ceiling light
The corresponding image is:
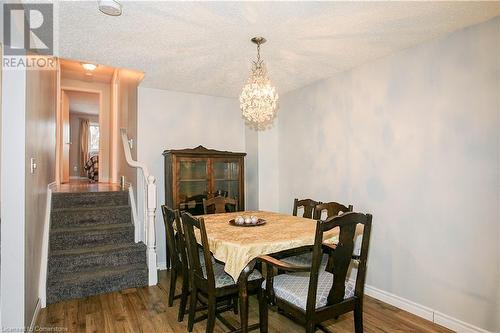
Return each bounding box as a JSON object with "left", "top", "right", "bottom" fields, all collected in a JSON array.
[
  {"left": 98, "top": 0, "right": 122, "bottom": 16},
  {"left": 82, "top": 63, "right": 97, "bottom": 71}
]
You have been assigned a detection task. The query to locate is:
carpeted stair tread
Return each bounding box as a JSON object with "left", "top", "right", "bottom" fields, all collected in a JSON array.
[
  {"left": 51, "top": 221, "right": 133, "bottom": 234},
  {"left": 48, "top": 242, "right": 146, "bottom": 275},
  {"left": 52, "top": 191, "right": 129, "bottom": 209},
  {"left": 51, "top": 205, "right": 131, "bottom": 228},
  {"left": 50, "top": 223, "right": 135, "bottom": 251},
  {"left": 49, "top": 262, "right": 147, "bottom": 284},
  {"left": 50, "top": 242, "right": 145, "bottom": 257},
  {"left": 46, "top": 263, "right": 148, "bottom": 304},
  {"left": 52, "top": 205, "right": 130, "bottom": 213}
]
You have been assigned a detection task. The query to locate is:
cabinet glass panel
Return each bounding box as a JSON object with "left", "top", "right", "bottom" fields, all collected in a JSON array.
[
  {"left": 179, "top": 160, "right": 208, "bottom": 180},
  {"left": 214, "top": 180, "right": 239, "bottom": 200},
  {"left": 178, "top": 160, "right": 208, "bottom": 215},
  {"left": 213, "top": 161, "right": 239, "bottom": 180}
]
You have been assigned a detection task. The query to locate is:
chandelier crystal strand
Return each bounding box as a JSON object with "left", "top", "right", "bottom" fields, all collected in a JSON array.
[{"left": 240, "top": 37, "right": 279, "bottom": 129}]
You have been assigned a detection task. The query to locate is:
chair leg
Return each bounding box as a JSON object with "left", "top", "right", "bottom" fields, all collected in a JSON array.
[
  {"left": 305, "top": 321, "right": 316, "bottom": 333},
  {"left": 206, "top": 295, "right": 217, "bottom": 333},
  {"left": 168, "top": 267, "right": 178, "bottom": 307},
  {"left": 232, "top": 296, "right": 239, "bottom": 314},
  {"left": 258, "top": 288, "right": 268, "bottom": 333},
  {"left": 178, "top": 276, "right": 189, "bottom": 322},
  {"left": 187, "top": 286, "right": 198, "bottom": 332},
  {"left": 354, "top": 302, "right": 363, "bottom": 333}
]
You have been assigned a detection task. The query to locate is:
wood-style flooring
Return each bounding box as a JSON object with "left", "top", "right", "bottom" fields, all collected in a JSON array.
[{"left": 36, "top": 270, "right": 453, "bottom": 333}]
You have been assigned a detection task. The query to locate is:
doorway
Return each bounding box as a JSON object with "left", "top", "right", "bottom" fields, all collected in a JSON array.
[
  {"left": 56, "top": 58, "right": 115, "bottom": 184},
  {"left": 61, "top": 89, "right": 101, "bottom": 183}
]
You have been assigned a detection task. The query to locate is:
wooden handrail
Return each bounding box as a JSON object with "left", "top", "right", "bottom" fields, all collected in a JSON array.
[{"left": 120, "top": 128, "right": 158, "bottom": 286}]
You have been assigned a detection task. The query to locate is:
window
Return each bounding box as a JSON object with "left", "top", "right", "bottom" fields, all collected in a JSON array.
[{"left": 89, "top": 123, "right": 100, "bottom": 155}]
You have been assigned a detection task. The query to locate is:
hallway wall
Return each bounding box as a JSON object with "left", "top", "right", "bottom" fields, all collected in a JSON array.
[{"left": 25, "top": 59, "right": 57, "bottom": 328}]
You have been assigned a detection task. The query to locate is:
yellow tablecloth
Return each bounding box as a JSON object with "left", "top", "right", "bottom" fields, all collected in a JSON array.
[{"left": 199, "top": 211, "right": 339, "bottom": 281}]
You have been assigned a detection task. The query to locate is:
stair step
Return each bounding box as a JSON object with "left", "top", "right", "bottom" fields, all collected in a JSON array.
[
  {"left": 48, "top": 242, "right": 146, "bottom": 276},
  {"left": 46, "top": 263, "right": 148, "bottom": 304},
  {"left": 50, "top": 223, "right": 135, "bottom": 251},
  {"left": 52, "top": 191, "right": 129, "bottom": 209},
  {"left": 51, "top": 205, "right": 132, "bottom": 228}
]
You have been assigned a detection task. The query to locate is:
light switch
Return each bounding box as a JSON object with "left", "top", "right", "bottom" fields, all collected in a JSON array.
[{"left": 30, "top": 157, "right": 37, "bottom": 174}]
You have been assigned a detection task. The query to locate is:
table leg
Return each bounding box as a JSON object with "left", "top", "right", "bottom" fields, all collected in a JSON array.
[{"left": 238, "top": 260, "right": 256, "bottom": 333}]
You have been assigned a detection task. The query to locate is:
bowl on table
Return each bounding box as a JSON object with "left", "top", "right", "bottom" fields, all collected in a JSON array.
[{"left": 229, "top": 215, "right": 266, "bottom": 227}]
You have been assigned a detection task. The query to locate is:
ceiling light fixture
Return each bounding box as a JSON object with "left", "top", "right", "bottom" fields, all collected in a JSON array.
[
  {"left": 239, "top": 37, "right": 279, "bottom": 129},
  {"left": 98, "top": 0, "right": 122, "bottom": 16},
  {"left": 82, "top": 63, "right": 97, "bottom": 71}
]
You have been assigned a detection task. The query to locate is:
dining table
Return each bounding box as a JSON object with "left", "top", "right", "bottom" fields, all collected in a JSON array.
[{"left": 198, "top": 210, "right": 340, "bottom": 333}]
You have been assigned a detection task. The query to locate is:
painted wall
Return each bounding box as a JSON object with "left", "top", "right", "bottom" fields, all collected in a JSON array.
[
  {"left": 61, "top": 78, "right": 111, "bottom": 182},
  {"left": 258, "top": 122, "right": 280, "bottom": 212},
  {"left": 137, "top": 87, "right": 246, "bottom": 267},
  {"left": 24, "top": 60, "right": 57, "bottom": 327},
  {"left": 244, "top": 127, "right": 259, "bottom": 211},
  {"left": 277, "top": 18, "right": 499, "bottom": 331},
  {"left": 69, "top": 113, "right": 99, "bottom": 177}
]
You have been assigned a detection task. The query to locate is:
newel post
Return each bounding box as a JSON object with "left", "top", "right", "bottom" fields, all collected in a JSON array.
[{"left": 146, "top": 175, "right": 158, "bottom": 285}]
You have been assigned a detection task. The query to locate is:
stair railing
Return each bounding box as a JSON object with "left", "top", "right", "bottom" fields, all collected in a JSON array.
[{"left": 120, "top": 128, "right": 158, "bottom": 285}]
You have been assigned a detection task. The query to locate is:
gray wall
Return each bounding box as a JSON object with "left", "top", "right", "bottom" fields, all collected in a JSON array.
[
  {"left": 276, "top": 18, "right": 499, "bottom": 331},
  {"left": 137, "top": 87, "right": 246, "bottom": 267}
]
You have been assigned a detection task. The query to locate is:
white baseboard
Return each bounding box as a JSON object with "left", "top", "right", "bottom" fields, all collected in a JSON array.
[
  {"left": 362, "top": 283, "right": 492, "bottom": 333},
  {"left": 39, "top": 183, "right": 54, "bottom": 309},
  {"left": 29, "top": 298, "right": 41, "bottom": 331},
  {"left": 434, "top": 311, "right": 492, "bottom": 333},
  {"left": 364, "top": 284, "right": 434, "bottom": 321}
]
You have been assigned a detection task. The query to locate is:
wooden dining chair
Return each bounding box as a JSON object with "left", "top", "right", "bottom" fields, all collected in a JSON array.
[
  {"left": 258, "top": 212, "right": 373, "bottom": 333},
  {"left": 181, "top": 212, "right": 263, "bottom": 333},
  {"left": 203, "top": 196, "right": 238, "bottom": 214},
  {"left": 161, "top": 206, "right": 187, "bottom": 309},
  {"left": 292, "top": 198, "right": 321, "bottom": 219}
]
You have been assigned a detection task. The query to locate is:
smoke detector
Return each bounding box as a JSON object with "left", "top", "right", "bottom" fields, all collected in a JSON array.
[{"left": 98, "top": 0, "right": 122, "bottom": 16}]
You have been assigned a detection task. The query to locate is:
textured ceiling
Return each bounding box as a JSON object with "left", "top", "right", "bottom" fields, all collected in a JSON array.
[
  {"left": 57, "top": 1, "right": 500, "bottom": 98},
  {"left": 67, "top": 91, "right": 99, "bottom": 116}
]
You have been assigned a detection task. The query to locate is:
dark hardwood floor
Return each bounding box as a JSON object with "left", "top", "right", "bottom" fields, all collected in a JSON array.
[{"left": 36, "top": 270, "right": 453, "bottom": 333}]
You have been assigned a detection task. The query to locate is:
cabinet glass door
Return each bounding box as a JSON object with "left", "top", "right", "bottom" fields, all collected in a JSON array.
[
  {"left": 213, "top": 160, "right": 240, "bottom": 200},
  {"left": 178, "top": 159, "right": 208, "bottom": 214}
]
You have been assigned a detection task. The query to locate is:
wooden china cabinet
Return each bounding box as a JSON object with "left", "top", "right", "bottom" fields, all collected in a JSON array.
[{"left": 163, "top": 146, "right": 246, "bottom": 215}]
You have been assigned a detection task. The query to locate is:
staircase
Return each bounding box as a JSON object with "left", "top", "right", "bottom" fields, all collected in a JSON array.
[{"left": 47, "top": 190, "right": 148, "bottom": 304}]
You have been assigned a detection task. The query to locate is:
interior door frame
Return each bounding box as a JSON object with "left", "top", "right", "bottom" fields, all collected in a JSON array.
[{"left": 56, "top": 86, "right": 103, "bottom": 184}]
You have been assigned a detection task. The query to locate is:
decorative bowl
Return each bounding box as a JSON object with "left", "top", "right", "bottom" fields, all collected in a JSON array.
[{"left": 228, "top": 218, "right": 266, "bottom": 227}]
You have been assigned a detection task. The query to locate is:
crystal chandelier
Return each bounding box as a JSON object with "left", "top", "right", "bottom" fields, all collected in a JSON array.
[{"left": 239, "top": 37, "right": 279, "bottom": 129}]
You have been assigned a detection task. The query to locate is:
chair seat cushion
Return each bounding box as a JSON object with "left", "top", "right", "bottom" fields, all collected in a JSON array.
[
  {"left": 263, "top": 271, "right": 355, "bottom": 310},
  {"left": 281, "top": 253, "right": 328, "bottom": 269},
  {"left": 203, "top": 262, "right": 262, "bottom": 288}
]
